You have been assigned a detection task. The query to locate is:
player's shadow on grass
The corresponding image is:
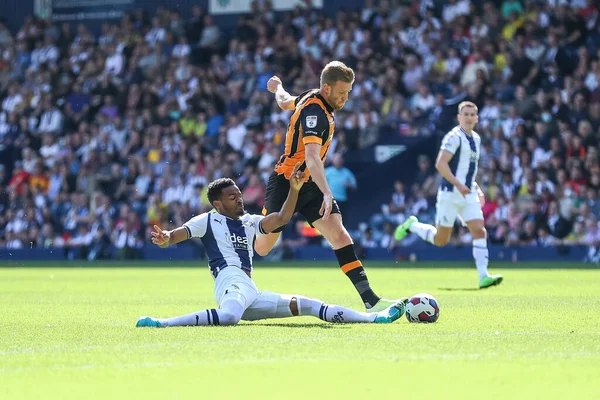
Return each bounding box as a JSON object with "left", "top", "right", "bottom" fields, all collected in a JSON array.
[
  {"left": 251, "top": 323, "right": 349, "bottom": 329},
  {"left": 437, "top": 287, "right": 479, "bottom": 292}
]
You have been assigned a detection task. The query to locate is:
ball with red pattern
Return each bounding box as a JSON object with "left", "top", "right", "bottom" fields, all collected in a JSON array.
[{"left": 405, "top": 293, "right": 440, "bottom": 323}]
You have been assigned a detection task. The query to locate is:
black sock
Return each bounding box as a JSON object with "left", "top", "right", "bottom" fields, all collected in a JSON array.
[{"left": 335, "top": 244, "right": 380, "bottom": 308}]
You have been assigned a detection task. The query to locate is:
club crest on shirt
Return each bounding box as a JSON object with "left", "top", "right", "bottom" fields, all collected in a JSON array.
[{"left": 306, "top": 115, "right": 317, "bottom": 128}]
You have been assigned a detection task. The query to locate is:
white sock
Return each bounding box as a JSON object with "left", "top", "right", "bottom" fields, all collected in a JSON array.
[
  {"left": 410, "top": 221, "right": 437, "bottom": 245},
  {"left": 161, "top": 298, "right": 245, "bottom": 327},
  {"left": 297, "top": 296, "right": 375, "bottom": 323},
  {"left": 472, "top": 238, "right": 489, "bottom": 280}
]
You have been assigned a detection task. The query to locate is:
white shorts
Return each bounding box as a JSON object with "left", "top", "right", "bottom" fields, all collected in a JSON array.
[
  {"left": 213, "top": 267, "right": 292, "bottom": 321},
  {"left": 435, "top": 190, "right": 483, "bottom": 227}
]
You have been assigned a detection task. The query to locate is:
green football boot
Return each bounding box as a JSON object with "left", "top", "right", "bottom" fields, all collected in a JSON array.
[
  {"left": 394, "top": 216, "right": 418, "bottom": 241},
  {"left": 373, "top": 299, "right": 408, "bottom": 323},
  {"left": 479, "top": 274, "right": 503, "bottom": 289}
]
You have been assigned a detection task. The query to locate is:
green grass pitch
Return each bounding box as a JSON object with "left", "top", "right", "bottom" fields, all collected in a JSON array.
[{"left": 1, "top": 262, "right": 599, "bottom": 400}]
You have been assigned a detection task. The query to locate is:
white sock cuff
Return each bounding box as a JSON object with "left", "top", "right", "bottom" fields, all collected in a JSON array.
[{"left": 473, "top": 238, "right": 487, "bottom": 248}]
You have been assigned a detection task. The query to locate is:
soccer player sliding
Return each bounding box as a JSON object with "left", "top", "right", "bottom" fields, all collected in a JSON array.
[{"left": 136, "top": 163, "right": 407, "bottom": 327}]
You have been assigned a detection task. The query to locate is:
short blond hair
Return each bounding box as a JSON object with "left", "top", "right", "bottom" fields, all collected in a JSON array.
[
  {"left": 458, "top": 101, "right": 478, "bottom": 114},
  {"left": 320, "top": 61, "right": 355, "bottom": 88}
]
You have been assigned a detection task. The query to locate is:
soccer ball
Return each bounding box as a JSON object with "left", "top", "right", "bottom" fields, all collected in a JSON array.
[{"left": 405, "top": 293, "right": 440, "bottom": 323}]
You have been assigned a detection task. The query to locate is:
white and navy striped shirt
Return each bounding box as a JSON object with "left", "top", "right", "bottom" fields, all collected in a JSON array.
[
  {"left": 184, "top": 212, "right": 266, "bottom": 278},
  {"left": 439, "top": 125, "right": 481, "bottom": 193}
]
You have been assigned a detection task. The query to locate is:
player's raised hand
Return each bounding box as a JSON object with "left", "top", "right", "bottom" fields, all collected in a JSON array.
[
  {"left": 151, "top": 224, "right": 170, "bottom": 247},
  {"left": 267, "top": 76, "right": 282, "bottom": 93},
  {"left": 289, "top": 162, "right": 305, "bottom": 191},
  {"left": 456, "top": 183, "right": 471, "bottom": 197},
  {"left": 319, "top": 192, "right": 333, "bottom": 221}
]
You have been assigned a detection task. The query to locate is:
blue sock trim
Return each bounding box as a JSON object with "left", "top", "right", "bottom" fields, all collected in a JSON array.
[
  {"left": 210, "top": 309, "right": 219, "bottom": 326},
  {"left": 319, "top": 304, "right": 326, "bottom": 320}
]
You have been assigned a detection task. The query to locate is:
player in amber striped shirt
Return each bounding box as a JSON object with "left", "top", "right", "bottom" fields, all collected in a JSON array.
[{"left": 255, "top": 61, "right": 404, "bottom": 312}]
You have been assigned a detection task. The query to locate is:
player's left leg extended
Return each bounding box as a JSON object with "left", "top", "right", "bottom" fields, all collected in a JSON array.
[
  {"left": 136, "top": 292, "right": 248, "bottom": 328},
  {"left": 464, "top": 218, "right": 503, "bottom": 289},
  {"left": 242, "top": 292, "right": 407, "bottom": 324},
  {"left": 136, "top": 268, "right": 258, "bottom": 327}
]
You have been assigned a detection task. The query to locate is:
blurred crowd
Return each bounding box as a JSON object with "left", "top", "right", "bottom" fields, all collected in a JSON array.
[
  {"left": 353, "top": 0, "right": 600, "bottom": 258},
  {"left": 0, "top": 0, "right": 599, "bottom": 261}
]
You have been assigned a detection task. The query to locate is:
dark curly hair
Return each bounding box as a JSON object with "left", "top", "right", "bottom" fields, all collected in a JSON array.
[{"left": 207, "top": 178, "right": 236, "bottom": 206}]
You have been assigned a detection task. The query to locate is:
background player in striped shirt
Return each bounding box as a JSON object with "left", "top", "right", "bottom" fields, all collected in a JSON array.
[
  {"left": 255, "top": 61, "right": 402, "bottom": 312},
  {"left": 394, "top": 102, "right": 503, "bottom": 289},
  {"left": 136, "top": 164, "right": 406, "bottom": 327}
]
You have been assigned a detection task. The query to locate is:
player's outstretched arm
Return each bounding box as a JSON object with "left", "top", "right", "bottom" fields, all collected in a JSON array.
[
  {"left": 267, "top": 76, "right": 297, "bottom": 111},
  {"left": 151, "top": 225, "right": 189, "bottom": 248},
  {"left": 260, "top": 163, "right": 305, "bottom": 234},
  {"left": 435, "top": 150, "right": 471, "bottom": 196}
]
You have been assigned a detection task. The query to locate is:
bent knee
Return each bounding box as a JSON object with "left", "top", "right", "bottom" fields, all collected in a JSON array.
[
  {"left": 433, "top": 227, "right": 452, "bottom": 246},
  {"left": 328, "top": 228, "right": 353, "bottom": 248},
  {"left": 472, "top": 226, "right": 487, "bottom": 239},
  {"left": 218, "top": 311, "right": 242, "bottom": 326},
  {"left": 434, "top": 235, "right": 451, "bottom": 246}
]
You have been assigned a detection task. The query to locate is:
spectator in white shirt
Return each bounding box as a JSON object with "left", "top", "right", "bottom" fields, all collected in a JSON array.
[
  {"left": 172, "top": 35, "right": 191, "bottom": 59},
  {"left": 226, "top": 115, "right": 247, "bottom": 152},
  {"left": 361, "top": 0, "right": 376, "bottom": 25},
  {"left": 37, "top": 99, "right": 64, "bottom": 135},
  {"left": 0, "top": 22, "right": 12, "bottom": 47},
  {"left": 21, "top": 147, "right": 38, "bottom": 173},
  {"left": 298, "top": 29, "right": 322, "bottom": 60},
  {"left": 5, "top": 232, "right": 24, "bottom": 249},
  {"left": 402, "top": 55, "right": 425, "bottom": 93},
  {"left": 163, "top": 181, "right": 180, "bottom": 205},
  {"left": 335, "top": 30, "right": 357, "bottom": 59},
  {"left": 104, "top": 43, "right": 123, "bottom": 76},
  {"left": 461, "top": 51, "right": 489, "bottom": 87},
  {"left": 40, "top": 37, "right": 60, "bottom": 66},
  {"left": 199, "top": 15, "right": 221, "bottom": 49},
  {"left": 445, "top": 48, "right": 463, "bottom": 77},
  {"left": 319, "top": 18, "right": 337, "bottom": 51},
  {"left": 443, "top": 0, "right": 470, "bottom": 24},
  {"left": 469, "top": 16, "right": 489, "bottom": 41},
  {"left": 399, "top": 16, "right": 424, "bottom": 50},
  {"left": 536, "top": 169, "right": 556, "bottom": 195},
  {"left": 29, "top": 41, "right": 45, "bottom": 70},
  {"left": 502, "top": 105, "right": 524, "bottom": 138},
  {"left": 527, "top": 137, "right": 551, "bottom": 169},
  {"left": 39, "top": 134, "right": 61, "bottom": 168},
  {"left": 410, "top": 82, "right": 436, "bottom": 116},
  {"left": 409, "top": 188, "right": 429, "bottom": 216},
  {"left": 145, "top": 17, "right": 166, "bottom": 48},
  {"left": 479, "top": 98, "right": 500, "bottom": 128},
  {"left": 2, "top": 84, "right": 24, "bottom": 113}
]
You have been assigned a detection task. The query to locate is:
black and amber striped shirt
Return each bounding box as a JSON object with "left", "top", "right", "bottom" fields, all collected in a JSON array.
[{"left": 274, "top": 89, "right": 335, "bottom": 181}]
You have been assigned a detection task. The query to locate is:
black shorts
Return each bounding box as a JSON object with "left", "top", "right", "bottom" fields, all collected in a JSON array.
[{"left": 263, "top": 172, "right": 341, "bottom": 233}]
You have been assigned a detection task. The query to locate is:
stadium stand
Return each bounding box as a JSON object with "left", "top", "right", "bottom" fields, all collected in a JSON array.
[{"left": 0, "top": 0, "right": 599, "bottom": 261}]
